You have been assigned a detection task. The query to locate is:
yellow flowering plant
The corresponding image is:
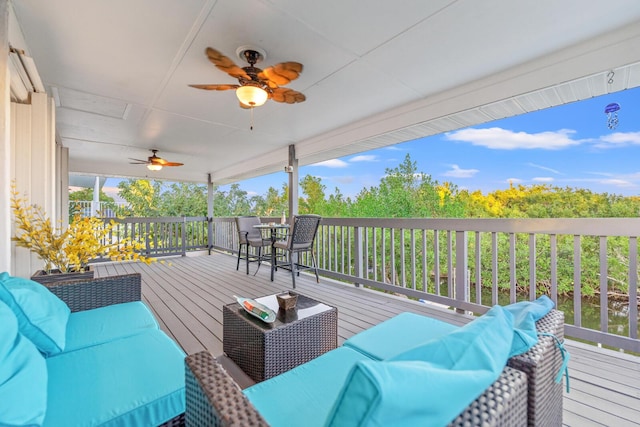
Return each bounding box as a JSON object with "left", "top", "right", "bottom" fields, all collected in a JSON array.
[{"left": 11, "top": 185, "right": 156, "bottom": 273}]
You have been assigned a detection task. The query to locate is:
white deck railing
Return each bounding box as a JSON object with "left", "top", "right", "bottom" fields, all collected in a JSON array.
[
  {"left": 210, "top": 216, "right": 640, "bottom": 353},
  {"left": 93, "top": 215, "right": 640, "bottom": 353}
]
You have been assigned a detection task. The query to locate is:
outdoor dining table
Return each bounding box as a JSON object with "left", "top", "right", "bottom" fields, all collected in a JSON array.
[{"left": 253, "top": 223, "right": 289, "bottom": 279}]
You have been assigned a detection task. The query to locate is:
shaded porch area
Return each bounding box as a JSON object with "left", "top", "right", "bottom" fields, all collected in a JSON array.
[{"left": 95, "top": 252, "right": 640, "bottom": 427}]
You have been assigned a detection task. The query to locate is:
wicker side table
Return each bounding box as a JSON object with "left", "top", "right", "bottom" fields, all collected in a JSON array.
[{"left": 223, "top": 293, "right": 338, "bottom": 382}]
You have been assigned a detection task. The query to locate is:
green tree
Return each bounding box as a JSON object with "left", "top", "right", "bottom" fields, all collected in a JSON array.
[
  {"left": 159, "top": 182, "right": 208, "bottom": 217},
  {"left": 214, "top": 183, "right": 252, "bottom": 216},
  {"left": 69, "top": 187, "right": 115, "bottom": 203},
  {"left": 348, "top": 154, "right": 465, "bottom": 218},
  {"left": 299, "top": 175, "right": 326, "bottom": 214},
  {"left": 117, "top": 179, "right": 162, "bottom": 217},
  {"left": 68, "top": 188, "right": 116, "bottom": 218}
]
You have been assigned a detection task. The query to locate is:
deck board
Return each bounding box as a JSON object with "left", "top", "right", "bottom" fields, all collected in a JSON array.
[{"left": 95, "top": 251, "right": 640, "bottom": 427}]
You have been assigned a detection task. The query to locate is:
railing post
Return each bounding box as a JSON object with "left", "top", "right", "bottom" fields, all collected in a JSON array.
[
  {"left": 181, "top": 216, "right": 187, "bottom": 257},
  {"left": 354, "top": 226, "right": 363, "bottom": 287},
  {"left": 455, "top": 230, "right": 468, "bottom": 314},
  {"left": 207, "top": 217, "right": 213, "bottom": 255}
]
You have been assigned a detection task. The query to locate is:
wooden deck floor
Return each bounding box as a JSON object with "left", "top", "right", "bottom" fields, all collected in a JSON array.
[{"left": 95, "top": 252, "right": 640, "bottom": 427}]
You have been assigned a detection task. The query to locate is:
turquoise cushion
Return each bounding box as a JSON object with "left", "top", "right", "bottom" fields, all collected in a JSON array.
[
  {"left": 44, "top": 329, "right": 185, "bottom": 427},
  {"left": 244, "top": 347, "right": 371, "bottom": 427},
  {"left": 343, "top": 312, "right": 457, "bottom": 360},
  {"left": 505, "top": 295, "right": 554, "bottom": 357},
  {"left": 63, "top": 301, "right": 159, "bottom": 353},
  {"left": 0, "top": 300, "right": 48, "bottom": 426},
  {"left": 325, "top": 306, "right": 514, "bottom": 427},
  {"left": 0, "top": 272, "right": 71, "bottom": 356}
]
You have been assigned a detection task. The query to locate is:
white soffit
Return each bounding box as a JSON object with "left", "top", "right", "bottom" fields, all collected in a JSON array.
[{"left": 51, "top": 87, "right": 131, "bottom": 119}]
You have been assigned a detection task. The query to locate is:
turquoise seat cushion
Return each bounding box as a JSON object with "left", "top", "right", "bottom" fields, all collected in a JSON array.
[
  {"left": 43, "top": 329, "right": 186, "bottom": 427},
  {"left": 0, "top": 272, "right": 71, "bottom": 356},
  {"left": 0, "top": 300, "right": 48, "bottom": 426},
  {"left": 325, "top": 306, "right": 514, "bottom": 427},
  {"left": 244, "top": 347, "right": 371, "bottom": 427},
  {"left": 343, "top": 312, "right": 457, "bottom": 360},
  {"left": 505, "top": 295, "right": 555, "bottom": 357},
  {"left": 63, "top": 301, "right": 159, "bottom": 353}
]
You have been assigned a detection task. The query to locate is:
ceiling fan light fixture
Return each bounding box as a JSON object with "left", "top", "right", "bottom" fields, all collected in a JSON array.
[
  {"left": 236, "top": 85, "right": 268, "bottom": 107},
  {"left": 147, "top": 164, "right": 162, "bottom": 171}
]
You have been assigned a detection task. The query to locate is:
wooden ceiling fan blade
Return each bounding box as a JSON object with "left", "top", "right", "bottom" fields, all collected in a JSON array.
[
  {"left": 271, "top": 87, "right": 306, "bottom": 104},
  {"left": 129, "top": 158, "right": 149, "bottom": 164},
  {"left": 189, "top": 84, "right": 239, "bottom": 91},
  {"left": 258, "top": 62, "right": 303, "bottom": 86},
  {"left": 205, "top": 47, "right": 250, "bottom": 80},
  {"left": 163, "top": 161, "right": 184, "bottom": 167}
]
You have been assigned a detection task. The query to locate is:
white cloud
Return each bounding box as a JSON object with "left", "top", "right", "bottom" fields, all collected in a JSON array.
[
  {"left": 442, "top": 164, "right": 479, "bottom": 178},
  {"left": 600, "top": 179, "right": 634, "bottom": 187},
  {"left": 596, "top": 131, "right": 640, "bottom": 148},
  {"left": 532, "top": 177, "right": 554, "bottom": 183},
  {"left": 311, "top": 159, "right": 348, "bottom": 168},
  {"left": 350, "top": 155, "right": 378, "bottom": 162},
  {"left": 527, "top": 163, "right": 561, "bottom": 175},
  {"left": 445, "top": 127, "right": 580, "bottom": 150},
  {"left": 384, "top": 146, "right": 402, "bottom": 151}
]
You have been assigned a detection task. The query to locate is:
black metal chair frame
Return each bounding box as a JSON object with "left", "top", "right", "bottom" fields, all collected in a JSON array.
[
  {"left": 271, "top": 214, "right": 321, "bottom": 288},
  {"left": 235, "top": 216, "right": 271, "bottom": 275}
]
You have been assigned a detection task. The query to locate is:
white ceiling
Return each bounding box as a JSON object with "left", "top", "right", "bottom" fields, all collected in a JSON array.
[{"left": 9, "top": 0, "right": 640, "bottom": 184}]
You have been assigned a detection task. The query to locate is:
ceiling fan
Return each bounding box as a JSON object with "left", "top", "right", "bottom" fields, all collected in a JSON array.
[
  {"left": 189, "top": 46, "right": 306, "bottom": 108},
  {"left": 129, "top": 149, "right": 183, "bottom": 171}
]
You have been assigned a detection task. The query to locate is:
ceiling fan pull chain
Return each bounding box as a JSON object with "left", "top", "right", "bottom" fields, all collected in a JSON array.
[{"left": 250, "top": 106, "right": 255, "bottom": 131}]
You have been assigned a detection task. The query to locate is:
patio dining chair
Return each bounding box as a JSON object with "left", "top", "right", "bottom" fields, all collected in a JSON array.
[
  {"left": 235, "top": 216, "right": 271, "bottom": 275},
  {"left": 272, "top": 214, "right": 321, "bottom": 288}
]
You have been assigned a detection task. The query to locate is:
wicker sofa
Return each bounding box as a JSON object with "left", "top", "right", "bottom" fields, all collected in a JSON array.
[
  {"left": 185, "top": 303, "right": 565, "bottom": 427},
  {"left": 0, "top": 272, "right": 185, "bottom": 427}
]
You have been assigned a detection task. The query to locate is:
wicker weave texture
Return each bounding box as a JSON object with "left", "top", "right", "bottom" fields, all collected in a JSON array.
[
  {"left": 289, "top": 215, "right": 321, "bottom": 249},
  {"left": 45, "top": 273, "right": 142, "bottom": 312},
  {"left": 507, "top": 309, "right": 565, "bottom": 427},
  {"left": 448, "top": 366, "right": 528, "bottom": 427},
  {"left": 186, "top": 353, "right": 527, "bottom": 427},
  {"left": 185, "top": 351, "right": 268, "bottom": 427},
  {"left": 223, "top": 300, "right": 338, "bottom": 382},
  {"left": 158, "top": 413, "right": 185, "bottom": 427}
]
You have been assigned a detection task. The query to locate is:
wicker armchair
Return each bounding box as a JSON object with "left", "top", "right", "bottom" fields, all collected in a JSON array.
[{"left": 44, "top": 273, "right": 186, "bottom": 427}]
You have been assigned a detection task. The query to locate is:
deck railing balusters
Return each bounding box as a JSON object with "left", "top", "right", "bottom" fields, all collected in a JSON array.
[{"left": 153, "top": 216, "right": 640, "bottom": 353}]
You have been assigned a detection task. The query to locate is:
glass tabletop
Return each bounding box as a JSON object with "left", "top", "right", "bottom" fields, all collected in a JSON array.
[{"left": 253, "top": 223, "right": 289, "bottom": 229}]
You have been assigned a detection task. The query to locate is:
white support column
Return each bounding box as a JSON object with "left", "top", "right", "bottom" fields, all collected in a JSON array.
[
  {"left": 207, "top": 173, "right": 214, "bottom": 254},
  {"left": 57, "top": 145, "right": 69, "bottom": 227},
  {"left": 10, "top": 93, "right": 57, "bottom": 277},
  {"left": 287, "top": 144, "right": 298, "bottom": 221},
  {"left": 0, "top": 0, "right": 10, "bottom": 272},
  {"left": 92, "top": 176, "right": 100, "bottom": 216}
]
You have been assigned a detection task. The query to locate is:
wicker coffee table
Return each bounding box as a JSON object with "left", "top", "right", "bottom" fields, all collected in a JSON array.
[{"left": 223, "top": 293, "right": 338, "bottom": 382}]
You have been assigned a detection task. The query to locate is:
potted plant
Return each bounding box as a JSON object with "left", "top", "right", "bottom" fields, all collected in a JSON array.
[{"left": 11, "top": 185, "right": 156, "bottom": 283}]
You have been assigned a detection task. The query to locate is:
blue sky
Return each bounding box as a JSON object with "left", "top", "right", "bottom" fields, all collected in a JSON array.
[{"left": 224, "top": 86, "right": 640, "bottom": 199}]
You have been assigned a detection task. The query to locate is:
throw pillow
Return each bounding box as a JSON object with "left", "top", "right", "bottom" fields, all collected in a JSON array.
[
  {"left": 0, "top": 300, "right": 48, "bottom": 426},
  {"left": 0, "top": 272, "right": 71, "bottom": 356},
  {"left": 505, "top": 295, "right": 554, "bottom": 357},
  {"left": 325, "top": 306, "right": 515, "bottom": 427}
]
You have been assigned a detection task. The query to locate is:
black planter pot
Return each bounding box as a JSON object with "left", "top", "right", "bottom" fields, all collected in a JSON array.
[{"left": 30, "top": 268, "right": 94, "bottom": 285}]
